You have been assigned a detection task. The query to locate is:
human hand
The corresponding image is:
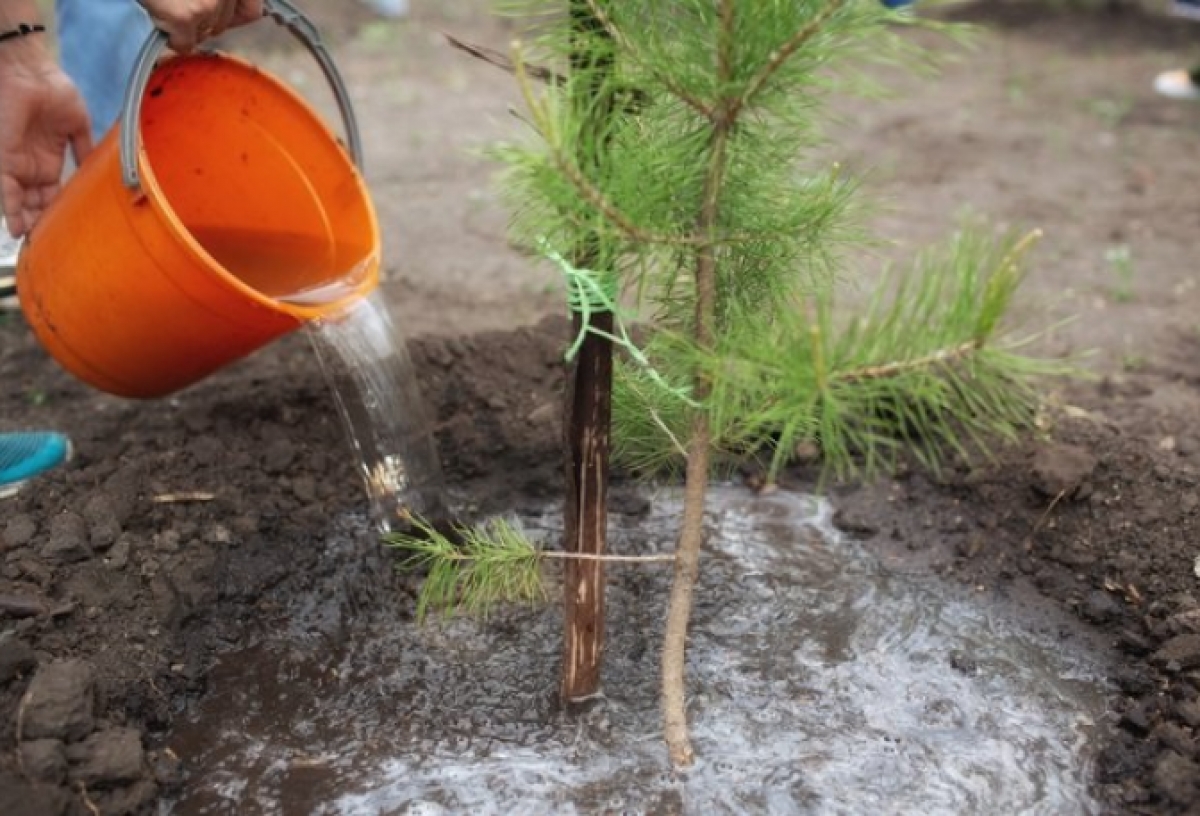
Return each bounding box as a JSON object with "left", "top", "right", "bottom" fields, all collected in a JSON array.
[
  {"left": 138, "top": 0, "right": 265, "bottom": 54},
  {"left": 0, "top": 37, "right": 92, "bottom": 238}
]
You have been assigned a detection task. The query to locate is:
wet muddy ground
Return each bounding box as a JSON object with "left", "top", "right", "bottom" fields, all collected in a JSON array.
[
  {"left": 4, "top": 1, "right": 1200, "bottom": 813},
  {"left": 167, "top": 490, "right": 1111, "bottom": 815}
]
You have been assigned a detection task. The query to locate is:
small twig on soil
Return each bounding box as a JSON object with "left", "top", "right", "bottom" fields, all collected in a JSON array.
[
  {"left": 48, "top": 602, "right": 76, "bottom": 618},
  {"left": 152, "top": 492, "right": 216, "bottom": 504},
  {"left": 1103, "top": 578, "right": 1144, "bottom": 606},
  {"left": 76, "top": 783, "right": 101, "bottom": 816},
  {"left": 0, "top": 594, "right": 49, "bottom": 618},
  {"left": 0, "top": 594, "right": 75, "bottom": 619},
  {"left": 15, "top": 688, "right": 28, "bottom": 745},
  {"left": 1022, "top": 488, "right": 1067, "bottom": 552},
  {"left": 290, "top": 754, "right": 334, "bottom": 768},
  {"left": 147, "top": 678, "right": 167, "bottom": 702}
]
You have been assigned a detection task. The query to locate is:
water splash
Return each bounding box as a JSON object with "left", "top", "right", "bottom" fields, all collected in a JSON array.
[
  {"left": 303, "top": 290, "right": 446, "bottom": 532},
  {"left": 168, "top": 488, "right": 1109, "bottom": 815},
  {"left": 186, "top": 222, "right": 445, "bottom": 533}
]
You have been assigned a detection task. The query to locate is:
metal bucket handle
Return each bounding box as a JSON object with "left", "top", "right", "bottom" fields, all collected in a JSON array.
[{"left": 119, "top": 0, "right": 364, "bottom": 191}]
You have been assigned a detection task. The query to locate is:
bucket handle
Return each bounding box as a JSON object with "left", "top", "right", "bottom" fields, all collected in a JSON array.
[{"left": 119, "top": 0, "right": 364, "bottom": 192}]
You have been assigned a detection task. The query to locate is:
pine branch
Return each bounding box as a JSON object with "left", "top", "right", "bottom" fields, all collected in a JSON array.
[
  {"left": 386, "top": 516, "right": 674, "bottom": 621},
  {"left": 727, "top": 0, "right": 848, "bottom": 124},
  {"left": 611, "top": 227, "right": 1069, "bottom": 484},
  {"left": 507, "top": 42, "right": 773, "bottom": 252},
  {"left": 581, "top": 0, "right": 714, "bottom": 119},
  {"left": 808, "top": 300, "right": 828, "bottom": 392},
  {"left": 511, "top": 47, "right": 670, "bottom": 247},
  {"left": 837, "top": 340, "right": 980, "bottom": 383},
  {"left": 387, "top": 517, "right": 546, "bottom": 621}
]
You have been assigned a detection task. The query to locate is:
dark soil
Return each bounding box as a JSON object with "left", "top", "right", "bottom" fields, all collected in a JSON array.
[{"left": 3, "top": 1, "right": 1200, "bottom": 814}]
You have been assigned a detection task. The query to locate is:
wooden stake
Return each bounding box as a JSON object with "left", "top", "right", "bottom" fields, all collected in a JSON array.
[
  {"left": 561, "top": 311, "right": 613, "bottom": 702},
  {"left": 560, "top": 0, "right": 616, "bottom": 704}
]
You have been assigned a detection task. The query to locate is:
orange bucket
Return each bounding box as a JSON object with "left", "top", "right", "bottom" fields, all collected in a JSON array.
[{"left": 17, "top": 0, "right": 378, "bottom": 398}]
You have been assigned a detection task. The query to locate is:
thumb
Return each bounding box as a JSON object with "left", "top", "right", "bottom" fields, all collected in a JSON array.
[
  {"left": 1, "top": 176, "right": 27, "bottom": 238},
  {"left": 69, "top": 121, "right": 94, "bottom": 168},
  {"left": 163, "top": 22, "right": 198, "bottom": 55}
]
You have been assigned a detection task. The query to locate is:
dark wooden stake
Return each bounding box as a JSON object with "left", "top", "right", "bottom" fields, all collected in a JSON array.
[
  {"left": 561, "top": 310, "right": 613, "bottom": 702},
  {"left": 560, "top": 0, "right": 615, "bottom": 704}
]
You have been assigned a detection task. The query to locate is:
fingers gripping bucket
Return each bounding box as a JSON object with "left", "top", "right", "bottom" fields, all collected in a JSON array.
[{"left": 16, "top": 0, "right": 379, "bottom": 398}]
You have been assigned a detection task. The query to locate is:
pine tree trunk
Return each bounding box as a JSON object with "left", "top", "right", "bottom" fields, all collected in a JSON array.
[
  {"left": 662, "top": 428, "right": 710, "bottom": 765},
  {"left": 560, "top": 313, "right": 613, "bottom": 702},
  {"left": 662, "top": 0, "right": 735, "bottom": 764}
]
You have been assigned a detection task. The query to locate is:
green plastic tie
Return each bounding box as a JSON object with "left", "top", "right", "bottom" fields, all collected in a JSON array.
[{"left": 540, "top": 240, "right": 699, "bottom": 408}]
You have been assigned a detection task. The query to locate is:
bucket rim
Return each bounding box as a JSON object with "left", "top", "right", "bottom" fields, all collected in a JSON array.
[{"left": 135, "top": 52, "right": 381, "bottom": 321}]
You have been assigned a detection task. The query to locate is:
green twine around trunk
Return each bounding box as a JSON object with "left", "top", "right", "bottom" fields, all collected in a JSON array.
[{"left": 540, "top": 240, "right": 699, "bottom": 408}]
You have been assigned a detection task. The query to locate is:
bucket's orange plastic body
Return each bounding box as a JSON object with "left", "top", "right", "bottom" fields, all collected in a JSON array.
[{"left": 17, "top": 53, "right": 379, "bottom": 398}]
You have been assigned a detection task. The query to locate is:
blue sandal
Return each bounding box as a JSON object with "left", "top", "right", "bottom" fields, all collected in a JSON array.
[{"left": 0, "top": 432, "right": 72, "bottom": 498}]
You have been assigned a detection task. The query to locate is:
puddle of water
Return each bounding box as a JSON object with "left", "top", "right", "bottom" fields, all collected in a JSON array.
[
  {"left": 167, "top": 488, "right": 1109, "bottom": 815},
  {"left": 303, "top": 290, "right": 446, "bottom": 532}
]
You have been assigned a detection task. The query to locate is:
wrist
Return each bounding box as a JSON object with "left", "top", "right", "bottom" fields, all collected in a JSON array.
[
  {"left": 0, "top": 0, "right": 48, "bottom": 69},
  {"left": 0, "top": 30, "right": 53, "bottom": 72},
  {"left": 0, "top": 23, "right": 44, "bottom": 43}
]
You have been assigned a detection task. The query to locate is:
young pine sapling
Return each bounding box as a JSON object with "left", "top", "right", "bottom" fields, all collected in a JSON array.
[{"left": 389, "top": 0, "right": 1067, "bottom": 767}]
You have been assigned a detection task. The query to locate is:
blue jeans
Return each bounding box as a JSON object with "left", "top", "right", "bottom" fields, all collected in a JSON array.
[{"left": 56, "top": 0, "right": 154, "bottom": 140}]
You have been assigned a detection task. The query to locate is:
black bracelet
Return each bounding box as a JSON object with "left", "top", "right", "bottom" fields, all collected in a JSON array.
[{"left": 0, "top": 23, "right": 46, "bottom": 44}]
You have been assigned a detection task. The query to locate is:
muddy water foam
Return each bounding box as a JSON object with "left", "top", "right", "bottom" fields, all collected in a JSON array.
[{"left": 168, "top": 488, "right": 1108, "bottom": 815}]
